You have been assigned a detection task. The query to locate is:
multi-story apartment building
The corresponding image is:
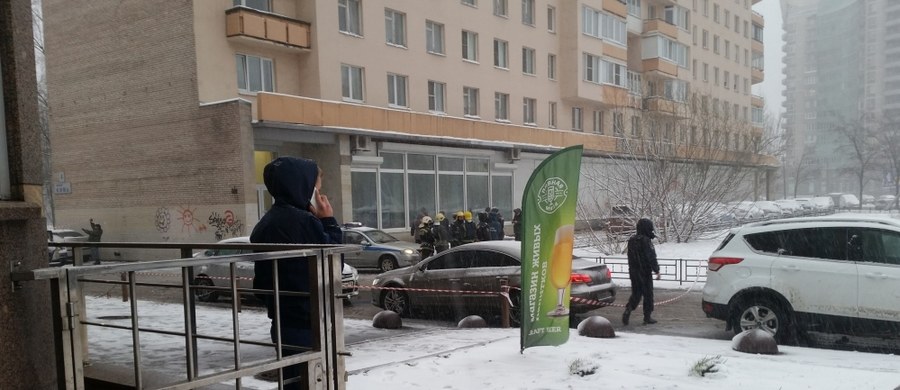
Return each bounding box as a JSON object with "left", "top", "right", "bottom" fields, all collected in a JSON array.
[
  {"left": 782, "top": 0, "right": 898, "bottom": 196},
  {"left": 43, "top": 0, "right": 769, "bottom": 256}
]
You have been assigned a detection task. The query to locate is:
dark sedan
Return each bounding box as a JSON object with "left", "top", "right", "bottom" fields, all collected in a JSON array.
[{"left": 371, "top": 241, "right": 616, "bottom": 325}]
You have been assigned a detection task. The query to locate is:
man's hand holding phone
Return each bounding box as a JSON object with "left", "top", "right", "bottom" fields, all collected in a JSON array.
[{"left": 309, "top": 188, "right": 333, "bottom": 219}]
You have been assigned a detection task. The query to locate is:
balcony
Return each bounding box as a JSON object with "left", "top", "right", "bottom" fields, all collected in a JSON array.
[
  {"left": 751, "top": 94, "right": 765, "bottom": 108},
  {"left": 603, "top": 0, "right": 628, "bottom": 18},
  {"left": 642, "top": 58, "right": 678, "bottom": 78},
  {"left": 225, "top": 7, "right": 311, "bottom": 51},
  {"left": 752, "top": 11, "right": 764, "bottom": 27},
  {"left": 751, "top": 67, "right": 764, "bottom": 84},
  {"left": 643, "top": 19, "right": 678, "bottom": 39},
  {"left": 642, "top": 96, "right": 688, "bottom": 118},
  {"left": 751, "top": 38, "right": 764, "bottom": 53}
]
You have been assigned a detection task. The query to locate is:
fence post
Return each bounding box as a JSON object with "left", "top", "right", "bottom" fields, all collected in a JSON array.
[{"left": 499, "top": 278, "right": 510, "bottom": 329}]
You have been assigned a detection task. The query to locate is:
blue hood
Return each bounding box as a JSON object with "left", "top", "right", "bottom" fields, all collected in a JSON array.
[{"left": 263, "top": 157, "right": 319, "bottom": 210}]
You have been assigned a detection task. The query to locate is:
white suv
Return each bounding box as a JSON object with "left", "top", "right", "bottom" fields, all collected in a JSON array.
[{"left": 702, "top": 216, "right": 900, "bottom": 343}]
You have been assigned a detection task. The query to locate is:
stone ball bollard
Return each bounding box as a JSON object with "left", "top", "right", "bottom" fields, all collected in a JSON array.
[
  {"left": 731, "top": 328, "right": 779, "bottom": 354},
  {"left": 457, "top": 315, "right": 487, "bottom": 328},
  {"left": 576, "top": 316, "right": 616, "bottom": 338},
  {"left": 372, "top": 310, "right": 402, "bottom": 329}
]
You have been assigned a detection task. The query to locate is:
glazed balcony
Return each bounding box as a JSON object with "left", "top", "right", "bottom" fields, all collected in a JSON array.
[
  {"left": 642, "top": 58, "right": 679, "bottom": 78},
  {"left": 225, "top": 7, "right": 311, "bottom": 51},
  {"left": 603, "top": 0, "right": 628, "bottom": 18},
  {"left": 752, "top": 11, "right": 764, "bottom": 27},
  {"left": 751, "top": 94, "right": 765, "bottom": 108},
  {"left": 643, "top": 19, "right": 678, "bottom": 40},
  {"left": 642, "top": 96, "right": 688, "bottom": 118},
  {"left": 751, "top": 67, "right": 764, "bottom": 84}
]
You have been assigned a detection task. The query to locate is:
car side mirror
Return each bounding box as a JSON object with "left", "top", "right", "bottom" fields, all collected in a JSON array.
[{"left": 362, "top": 240, "right": 373, "bottom": 246}]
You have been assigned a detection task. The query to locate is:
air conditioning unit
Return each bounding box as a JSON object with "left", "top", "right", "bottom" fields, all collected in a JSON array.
[
  {"left": 350, "top": 135, "right": 371, "bottom": 152},
  {"left": 508, "top": 147, "right": 521, "bottom": 161}
]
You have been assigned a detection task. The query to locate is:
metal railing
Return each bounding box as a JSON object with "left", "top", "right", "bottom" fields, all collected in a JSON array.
[
  {"left": 599, "top": 256, "right": 708, "bottom": 285},
  {"left": 13, "top": 242, "right": 355, "bottom": 390}
]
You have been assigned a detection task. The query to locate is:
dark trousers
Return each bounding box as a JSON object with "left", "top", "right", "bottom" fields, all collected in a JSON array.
[
  {"left": 270, "top": 325, "right": 312, "bottom": 390},
  {"left": 626, "top": 277, "right": 654, "bottom": 319}
]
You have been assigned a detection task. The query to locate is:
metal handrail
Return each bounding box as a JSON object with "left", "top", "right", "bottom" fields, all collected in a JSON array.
[{"left": 13, "top": 242, "right": 356, "bottom": 390}]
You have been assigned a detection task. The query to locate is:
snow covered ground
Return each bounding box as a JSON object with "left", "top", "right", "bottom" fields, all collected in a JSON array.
[{"left": 81, "top": 218, "right": 900, "bottom": 389}]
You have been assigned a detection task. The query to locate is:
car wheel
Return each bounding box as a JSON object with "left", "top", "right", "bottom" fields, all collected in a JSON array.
[
  {"left": 381, "top": 288, "right": 409, "bottom": 316},
  {"left": 193, "top": 277, "right": 218, "bottom": 303},
  {"left": 379, "top": 255, "right": 398, "bottom": 272},
  {"left": 733, "top": 298, "right": 791, "bottom": 343}
]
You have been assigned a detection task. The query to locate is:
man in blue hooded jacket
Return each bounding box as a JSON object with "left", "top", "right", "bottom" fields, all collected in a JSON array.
[{"left": 251, "top": 157, "right": 342, "bottom": 386}]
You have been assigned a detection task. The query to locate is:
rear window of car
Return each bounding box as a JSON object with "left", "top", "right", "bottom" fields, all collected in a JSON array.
[
  {"left": 715, "top": 233, "right": 735, "bottom": 251},
  {"left": 745, "top": 228, "right": 847, "bottom": 260}
]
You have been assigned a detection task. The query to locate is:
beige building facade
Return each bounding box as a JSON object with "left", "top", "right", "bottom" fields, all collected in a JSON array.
[{"left": 44, "top": 0, "right": 768, "bottom": 256}]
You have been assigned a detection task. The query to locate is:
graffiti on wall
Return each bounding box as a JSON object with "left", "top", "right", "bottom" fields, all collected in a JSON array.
[
  {"left": 155, "top": 207, "right": 171, "bottom": 233},
  {"left": 208, "top": 210, "right": 244, "bottom": 240},
  {"left": 177, "top": 206, "right": 204, "bottom": 234}
]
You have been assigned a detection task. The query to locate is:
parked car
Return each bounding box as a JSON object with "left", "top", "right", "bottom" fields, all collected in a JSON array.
[
  {"left": 754, "top": 201, "right": 785, "bottom": 218},
  {"left": 861, "top": 195, "right": 876, "bottom": 208},
  {"left": 371, "top": 241, "right": 617, "bottom": 325},
  {"left": 810, "top": 196, "right": 835, "bottom": 211},
  {"left": 702, "top": 215, "right": 900, "bottom": 343},
  {"left": 341, "top": 224, "right": 421, "bottom": 271},
  {"left": 876, "top": 195, "right": 897, "bottom": 210},
  {"left": 792, "top": 198, "right": 815, "bottom": 211},
  {"left": 731, "top": 201, "right": 765, "bottom": 220},
  {"left": 826, "top": 193, "right": 860, "bottom": 209},
  {"left": 48, "top": 228, "right": 89, "bottom": 265},
  {"left": 774, "top": 199, "right": 802, "bottom": 215},
  {"left": 192, "top": 237, "right": 359, "bottom": 303}
]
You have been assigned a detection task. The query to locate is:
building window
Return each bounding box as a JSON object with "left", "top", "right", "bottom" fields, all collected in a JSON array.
[
  {"left": 627, "top": 71, "right": 642, "bottom": 95},
  {"left": 735, "top": 44, "right": 740, "bottom": 63},
  {"left": 631, "top": 115, "right": 640, "bottom": 137},
  {"left": 649, "top": 36, "right": 689, "bottom": 68},
  {"left": 462, "top": 30, "right": 479, "bottom": 62},
  {"left": 494, "top": 0, "right": 507, "bottom": 17},
  {"left": 233, "top": 0, "right": 270, "bottom": 12},
  {"left": 582, "top": 6, "right": 626, "bottom": 46},
  {"left": 523, "top": 97, "right": 536, "bottom": 124},
  {"left": 752, "top": 23, "right": 763, "bottom": 42},
  {"left": 463, "top": 87, "right": 479, "bottom": 116},
  {"left": 613, "top": 113, "right": 624, "bottom": 135},
  {"left": 724, "top": 10, "right": 730, "bottom": 27},
  {"left": 495, "top": 92, "right": 509, "bottom": 121},
  {"left": 387, "top": 73, "right": 408, "bottom": 107},
  {"left": 426, "top": 21, "right": 445, "bottom": 55},
  {"left": 702, "top": 62, "right": 708, "bottom": 81},
  {"left": 703, "top": 0, "right": 708, "bottom": 16},
  {"left": 714, "top": 66, "right": 719, "bottom": 85},
  {"left": 572, "top": 107, "right": 583, "bottom": 131},
  {"left": 341, "top": 64, "right": 364, "bottom": 101},
  {"left": 339, "top": 0, "right": 362, "bottom": 36},
  {"left": 713, "top": 3, "right": 719, "bottom": 23},
  {"left": 713, "top": 35, "right": 719, "bottom": 54},
  {"left": 236, "top": 54, "right": 274, "bottom": 93},
  {"left": 724, "top": 70, "right": 730, "bottom": 89},
  {"left": 734, "top": 15, "right": 740, "bottom": 32},
  {"left": 664, "top": 5, "right": 690, "bottom": 30},
  {"left": 592, "top": 110, "right": 603, "bottom": 134},
  {"left": 702, "top": 30, "right": 708, "bottom": 48},
  {"left": 584, "top": 54, "right": 626, "bottom": 88},
  {"left": 494, "top": 39, "right": 509, "bottom": 68},
  {"left": 743, "top": 21, "right": 749, "bottom": 38},
  {"left": 522, "top": 0, "right": 535, "bottom": 25},
  {"left": 384, "top": 9, "right": 407, "bottom": 47},
  {"left": 548, "top": 54, "right": 557, "bottom": 80},
  {"left": 462, "top": 0, "right": 477, "bottom": 7},
  {"left": 692, "top": 59, "right": 697, "bottom": 79},
  {"left": 428, "top": 81, "right": 446, "bottom": 113},
  {"left": 734, "top": 75, "right": 740, "bottom": 93},
  {"left": 549, "top": 102, "right": 557, "bottom": 128},
  {"left": 522, "top": 47, "right": 536, "bottom": 75},
  {"left": 751, "top": 51, "right": 764, "bottom": 70},
  {"left": 548, "top": 6, "right": 557, "bottom": 32},
  {"left": 627, "top": 0, "right": 641, "bottom": 17}
]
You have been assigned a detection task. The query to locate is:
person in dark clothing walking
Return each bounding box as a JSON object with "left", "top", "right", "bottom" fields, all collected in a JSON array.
[
  {"left": 475, "top": 212, "right": 495, "bottom": 241},
  {"left": 82, "top": 219, "right": 103, "bottom": 265},
  {"left": 433, "top": 212, "right": 451, "bottom": 253},
  {"left": 250, "top": 157, "right": 342, "bottom": 388},
  {"left": 512, "top": 208, "right": 523, "bottom": 241},
  {"left": 622, "top": 218, "right": 661, "bottom": 326}
]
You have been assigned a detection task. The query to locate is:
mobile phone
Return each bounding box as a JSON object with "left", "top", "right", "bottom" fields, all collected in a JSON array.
[{"left": 310, "top": 187, "right": 319, "bottom": 209}]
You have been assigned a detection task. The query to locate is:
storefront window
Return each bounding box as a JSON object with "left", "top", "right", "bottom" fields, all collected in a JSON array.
[
  {"left": 491, "top": 175, "right": 513, "bottom": 218},
  {"left": 351, "top": 171, "right": 377, "bottom": 227},
  {"left": 380, "top": 171, "right": 405, "bottom": 229},
  {"left": 408, "top": 173, "right": 435, "bottom": 227},
  {"left": 467, "top": 175, "right": 489, "bottom": 213}
]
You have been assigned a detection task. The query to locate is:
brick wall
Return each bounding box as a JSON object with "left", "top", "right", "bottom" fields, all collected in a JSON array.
[{"left": 43, "top": 0, "right": 257, "bottom": 256}]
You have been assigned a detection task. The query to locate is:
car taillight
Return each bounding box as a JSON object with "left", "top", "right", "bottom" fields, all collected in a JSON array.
[
  {"left": 606, "top": 268, "right": 612, "bottom": 280},
  {"left": 570, "top": 273, "right": 592, "bottom": 284},
  {"left": 708, "top": 257, "right": 743, "bottom": 272}
]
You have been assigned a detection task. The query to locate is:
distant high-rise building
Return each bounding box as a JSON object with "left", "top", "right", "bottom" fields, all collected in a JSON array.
[{"left": 782, "top": 0, "right": 895, "bottom": 196}]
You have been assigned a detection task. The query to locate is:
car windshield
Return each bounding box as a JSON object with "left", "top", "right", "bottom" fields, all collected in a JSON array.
[{"left": 363, "top": 230, "right": 399, "bottom": 244}]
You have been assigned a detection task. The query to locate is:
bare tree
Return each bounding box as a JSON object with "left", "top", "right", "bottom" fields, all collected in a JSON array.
[
  {"left": 875, "top": 115, "right": 900, "bottom": 209},
  {"left": 578, "top": 84, "right": 774, "bottom": 252},
  {"left": 834, "top": 113, "right": 880, "bottom": 210}
]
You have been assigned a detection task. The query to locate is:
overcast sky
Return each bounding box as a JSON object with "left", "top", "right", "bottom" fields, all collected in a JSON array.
[{"left": 754, "top": 0, "right": 785, "bottom": 119}]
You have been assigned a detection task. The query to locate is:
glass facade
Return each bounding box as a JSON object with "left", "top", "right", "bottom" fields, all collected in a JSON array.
[{"left": 351, "top": 152, "right": 514, "bottom": 230}]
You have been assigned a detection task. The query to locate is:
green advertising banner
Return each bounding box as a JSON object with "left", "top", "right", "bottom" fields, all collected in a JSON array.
[{"left": 520, "top": 145, "right": 583, "bottom": 352}]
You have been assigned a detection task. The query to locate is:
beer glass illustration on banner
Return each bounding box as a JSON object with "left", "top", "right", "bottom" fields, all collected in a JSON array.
[{"left": 547, "top": 224, "right": 575, "bottom": 317}]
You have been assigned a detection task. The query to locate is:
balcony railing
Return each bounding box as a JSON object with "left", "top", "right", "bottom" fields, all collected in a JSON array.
[{"left": 225, "top": 7, "right": 311, "bottom": 50}]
